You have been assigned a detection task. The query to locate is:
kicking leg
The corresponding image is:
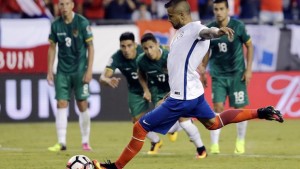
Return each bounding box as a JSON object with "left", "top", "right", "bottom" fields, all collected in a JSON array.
[{"left": 204, "top": 106, "right": 283, "bottom": 130}]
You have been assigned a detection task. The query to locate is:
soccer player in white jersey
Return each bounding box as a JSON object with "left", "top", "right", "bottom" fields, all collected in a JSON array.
[{"left": 93, "top": 0, "right": 283, "bottom": 168}]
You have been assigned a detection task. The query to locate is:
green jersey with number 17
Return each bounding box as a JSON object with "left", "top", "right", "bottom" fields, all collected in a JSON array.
[
  {"left": 49, "top": 13, "right": 93, "bottom": 74},
  {"left": 136, "top": 48, "right": 170, "bottom": 94},
  {"left": 207, "top": 18, "right": 250, "bottom": 77}
]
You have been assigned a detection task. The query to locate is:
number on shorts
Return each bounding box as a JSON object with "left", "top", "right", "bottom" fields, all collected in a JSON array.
[{"left": 234, "top": 91, "right": 245, "bottom": 104}]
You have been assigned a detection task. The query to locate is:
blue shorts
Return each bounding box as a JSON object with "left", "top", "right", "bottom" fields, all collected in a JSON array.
[{"left": 139, "top": 94, "right": 216, "bottom": 134}]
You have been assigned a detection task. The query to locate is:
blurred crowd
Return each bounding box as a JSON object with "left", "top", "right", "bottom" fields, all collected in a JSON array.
[{"left": 0, "top": 0, "right": 300, "bottom": 25}]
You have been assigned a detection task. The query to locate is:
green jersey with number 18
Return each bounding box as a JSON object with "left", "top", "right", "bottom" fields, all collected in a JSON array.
[{"left": 207, "top": 18, "right": 250, "bottom": 77}]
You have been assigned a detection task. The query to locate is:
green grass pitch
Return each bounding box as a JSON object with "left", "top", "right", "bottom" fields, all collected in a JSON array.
[{"left": 0, "top": 120, "right": 299, "bottom": 169}]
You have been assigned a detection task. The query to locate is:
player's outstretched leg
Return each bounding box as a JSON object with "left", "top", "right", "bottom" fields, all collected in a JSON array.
[
  {"left": 206, "top": 106, "right": 284, "bottom": 130},
  {"left": 257, "top": 106, "right": 284, "bottom": 122}
]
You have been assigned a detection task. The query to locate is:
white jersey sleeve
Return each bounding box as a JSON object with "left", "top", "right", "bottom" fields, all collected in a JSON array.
[{"left": 168, "top": 21, "right": 210, "bottom": 100}]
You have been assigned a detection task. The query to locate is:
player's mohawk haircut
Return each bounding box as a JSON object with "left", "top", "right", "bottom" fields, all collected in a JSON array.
[{"left": 164, "top": 0, "right": 187, "bottom": 8}]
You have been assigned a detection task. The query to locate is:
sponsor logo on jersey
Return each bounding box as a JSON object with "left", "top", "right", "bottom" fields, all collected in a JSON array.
[
  {"left": 174, "top": 91, "right": 180, "bottom": 95},
  {"left": 147, "top": 70, "right": 157, "bottom": 74},
  {"left": 57, "top": 32, "right": 66, "bottom": 36}
]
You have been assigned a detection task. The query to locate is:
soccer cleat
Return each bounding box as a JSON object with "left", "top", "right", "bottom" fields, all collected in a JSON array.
[
  {"left": 257, "top": 106, "right": 284, "bottom": 123},
  {"left": 82, "top": 143, "right": 92, "bottom": 151},
  {"left": 210, "top": 143, "right": 220, "bottom": 154},
  {"left": 168, "top": 132, "right": 178, "bottom": 142},
  {"left": 147, "top": 140, "right": 163, "bottom": 155},
  {"left": 48, "top": 143, "right": 66, "bottom": 152},
  {"left": 93, "top": 160, "right": 118, "bottom": 169},
  {"left": 234, "top": 139, "right": 245, "bottom": 155},
  {"left": 195, "top": 146, "right": 207, "bottom": 159}
]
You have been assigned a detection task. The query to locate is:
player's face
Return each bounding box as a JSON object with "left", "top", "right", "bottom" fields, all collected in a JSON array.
[
  {"left": 59, "top": 0, "right": 74, "bottom": 17},
  {"left": 167, "top": 7, "right": 182, "bottom": 30},
  {"left": 142, "top": 40, "right": 160, "bottom": 60},
  {"left": 120, "top": 40, "right": 137, "bottom": 59},
  {"left": 213, "top": 2, "right": 229, "bottom": 22}
]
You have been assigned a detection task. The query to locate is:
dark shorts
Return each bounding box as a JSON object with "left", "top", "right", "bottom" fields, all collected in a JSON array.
[
  {"left": 139, "top": 94, "right": 215, "bottom": 134},
  {"left": 128, "top": 91, "right": 149, "bottom": 117},
  {"left": 212, "top": 74, "right": 249, "bottom": 108},
  {"left": 55, "top": 72, "right": 89, "bottom": 101}
]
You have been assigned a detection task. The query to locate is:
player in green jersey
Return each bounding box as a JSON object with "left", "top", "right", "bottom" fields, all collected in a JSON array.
[
  {"left": 137, "top": 33, "right": 207, "bottom": 158},
  {"left": 47, "top": 0, "right": 94, "bottom": 152},
  {"left": 100, "top": 32, "right": 176, "bottom": 155},
  {"left": 202, "top": 0, "right": 253, "bottom": 155}
]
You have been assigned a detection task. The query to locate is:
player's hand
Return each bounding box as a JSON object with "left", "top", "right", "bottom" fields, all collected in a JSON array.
[
  {"left": 47, "top": 72, "right": 54, "bottom": 86},
  {"left": 242, "top": 69, "right": 252, "bottom": 85},
  {"left": 218, "top": 27, "right": 234, "bottom": 41},
  {"left": 108, "top": 77, "right": 121, "bottom": 88},
  {"left": 143, "top": 90, "right": 152, "bottom": 102},
  {"left": 83, "top": 70, "right": 93, "bottom": 84}
]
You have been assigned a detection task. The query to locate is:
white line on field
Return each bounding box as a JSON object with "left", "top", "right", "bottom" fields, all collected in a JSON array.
[{"left": 0, "top": 147, "right": 23, "bottom": 151}]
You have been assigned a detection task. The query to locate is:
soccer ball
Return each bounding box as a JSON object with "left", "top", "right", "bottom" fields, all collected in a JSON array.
[{"left": 66, "top": 155, "right": 94, "bottom": 169}]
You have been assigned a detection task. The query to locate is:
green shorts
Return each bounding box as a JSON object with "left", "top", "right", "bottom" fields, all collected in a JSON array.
[
  {"left": 54, "top": 72, "right": 89, "bottom": 101},
  {"left": 211, "top": 74, "right": 249, "bottom": 108},
  {"left": 128, "top": 91, "right": 149, "bottom": 117},
  {"left": 150, "top": 87, "right": 168, "bottom": 106}
]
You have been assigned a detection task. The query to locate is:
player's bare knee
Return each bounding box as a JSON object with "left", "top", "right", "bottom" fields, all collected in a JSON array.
[
  {"left": 57, "top": 100, "right": 68, "bottom": 108},
  {"left": 76, "top": 100, "right": 88, "bottom": 112},
  {"left": 200, "top": 118, "right": 217, "bottom": 130}
]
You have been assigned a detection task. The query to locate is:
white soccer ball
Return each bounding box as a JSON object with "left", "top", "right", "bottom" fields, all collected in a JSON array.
[{"left": 66, "top": 155, "right": 94, "bottom": 169}]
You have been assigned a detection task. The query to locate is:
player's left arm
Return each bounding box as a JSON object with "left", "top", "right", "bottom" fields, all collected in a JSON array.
[
  {"left": 242, "top": 39, "right": 253, "bottom": 85},
  {"left": 84, "top": 40, "right": 94, "bottom": 84},
  {"left": 199, "top": 27, "right": 234, "bottom": 40},
  {"left": 137, "top": 68, "right": 152, "bottom": 103},
  {"left": 82, "top": 20, "right": 94, "bottom": 84}
]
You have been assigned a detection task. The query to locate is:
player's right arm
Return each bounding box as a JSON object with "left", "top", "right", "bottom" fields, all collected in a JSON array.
[
  {"left": 197, "top": 50, "right": 210, "bottom": 88},
  {"left": 99, "top": 68, "right": 121, "bottom": 88},
  {"left": 47, "top": 41, "right": 56, "bottom": 86}
]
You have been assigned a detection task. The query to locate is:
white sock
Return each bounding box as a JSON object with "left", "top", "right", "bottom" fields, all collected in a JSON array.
[
  {"left": 168, "top": 121, "right": 182, "bottom": 133},
  {"left": 79, "top": 109, "right": 91, "bottom": 144},
  {"left": 180, "top": 120, "right": 204, "bottom": 148},
  {"left": 236, "top": 121, "right": 247, "bottom": 140},
  {"left": 210, "top": 129, "right": 221, "bottom": 145},
  {"left": 56, "top": 108, "right": 68, "bottom": 145},
  {"left": 146, "top": 132, "right": 160, "bottom": 143}
]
